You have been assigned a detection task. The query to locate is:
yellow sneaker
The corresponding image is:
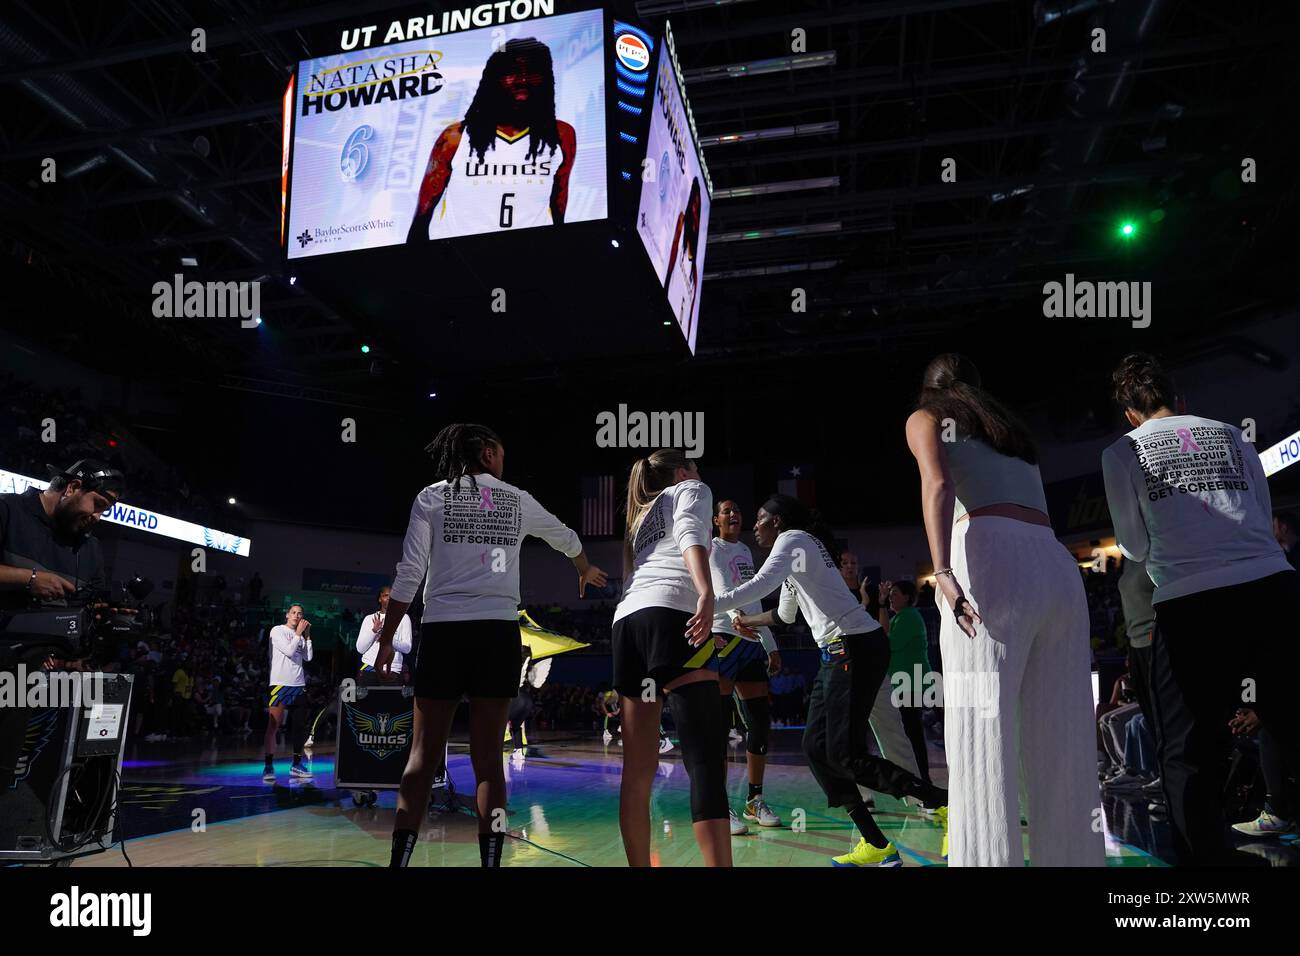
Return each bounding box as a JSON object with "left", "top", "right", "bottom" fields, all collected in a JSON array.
[
  {"left": 934, "top": 806, "right": 949, "bottom": 861},
  {"left": 831, "top": 838, "right": 902, "bottom": 867}
]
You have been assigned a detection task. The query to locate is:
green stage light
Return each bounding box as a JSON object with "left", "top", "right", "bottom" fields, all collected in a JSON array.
[
  {"left": 360, "top": 344, "right": 370, "bottom": 354},
  {"left": 1119, "top": 221, "right": 1136, "bottom": 238}
]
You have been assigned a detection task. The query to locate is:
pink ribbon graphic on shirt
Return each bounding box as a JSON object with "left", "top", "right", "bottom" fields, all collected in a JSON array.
[
  {"left": 1175, "top": 427, "right": 1201, "bottom": 453},
  {"left": 479, "top": 487, "right": 495, "bottom": 511}
]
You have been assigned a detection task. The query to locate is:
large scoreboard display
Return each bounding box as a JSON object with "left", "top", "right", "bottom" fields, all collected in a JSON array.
[
  {"left": 287, "top": 7, "right": 607, "bottom": 256},
  {"left": 634, "top": 26, "right": 711, "bottom": 354},
  {"left": 280, "top": 3, "right": 711, "bottom": 360}
]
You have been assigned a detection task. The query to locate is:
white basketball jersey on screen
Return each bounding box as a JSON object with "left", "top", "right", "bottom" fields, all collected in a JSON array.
[
  {"left": 428, "top": 128, "right": 558, "bottom": 238},
  {"left": 671, "top": 238, "right": 697, "bottom": 327}
]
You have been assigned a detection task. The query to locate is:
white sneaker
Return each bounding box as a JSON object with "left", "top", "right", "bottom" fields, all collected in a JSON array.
[
  {"left": 658, "top": 736, "right": 674, "bottom": 754},
  {"left": 743, "top": 796, "right": 782, "bottom": 828},
  {"left": 290, "top": 764, "right": 313, "bottom": 779},
  {"left": 1232, "top": 810, "right": 1296, "bottom": 838},
  {"left": 728, "top": 728, "right": 743, "bottom": 743},
  {"left": 304, "top": 735, "right": 315, "bottom": 749},
  {"left": 602, "top": 730, "right": 612, "bottom": 744},
  {"left": 729, "top": 808, "right": 749, "bottom": 835}
]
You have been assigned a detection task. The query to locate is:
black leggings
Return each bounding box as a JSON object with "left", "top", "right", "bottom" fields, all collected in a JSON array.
[
  {"left": 1259, "top": 724, "right": 1297, "bottom": 820},
  {"left": 899, "top": 705, "right": 931, "bottom": 783},
  {"left": 1151, "top": 570, "right": 1300, "bottom": 864},
  {"left": 803, "top": 632, "right": 938, "bottom": 808}
]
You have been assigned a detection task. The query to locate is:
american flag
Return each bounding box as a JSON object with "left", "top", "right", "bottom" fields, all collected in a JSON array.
[{"left": 581, "top": 475, "right": 617, "bottom": 537}]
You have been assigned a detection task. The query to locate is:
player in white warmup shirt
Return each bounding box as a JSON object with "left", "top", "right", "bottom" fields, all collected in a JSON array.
[
  {"left": 374, "top": 424, "right": 606, "bottom": 868},
  {"left": 708, "top": 499, "right": 784, "bottom": 835},
  {"left": 712, "top": 494, "right": 949, "bottom": 867},
  {"left": 305, "top": 585, "right": 413, "bottom": 749},
  {"left": 263, "top": 604, "right": 314, "bottom": 782},
  {"left": 407, "top": 38, "right": 576, "bottom": 242}
]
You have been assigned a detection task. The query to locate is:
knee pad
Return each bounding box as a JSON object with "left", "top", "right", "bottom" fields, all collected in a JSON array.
[
  {"left": 668, "top": 681, "right": 730, "bottom": 822},
  {"left": 740, "top": 695, "right": 771, "bottom": 756}
]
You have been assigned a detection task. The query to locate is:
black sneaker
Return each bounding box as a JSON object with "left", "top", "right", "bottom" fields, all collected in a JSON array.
[
  {"left": 262, "top": 764, "right": 275, "bottom": 782},
  {"left": 290, "top": 763, "right": 314, "bottom": 779}
]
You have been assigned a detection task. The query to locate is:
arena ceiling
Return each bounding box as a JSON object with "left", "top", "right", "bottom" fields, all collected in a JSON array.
[{"left": 2, "top": 0, "right": 1296, "bottom": 527}]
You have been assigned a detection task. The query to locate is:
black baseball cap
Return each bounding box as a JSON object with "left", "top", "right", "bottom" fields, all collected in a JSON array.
[{"left": 45, "top": 458, "right": 127, "bottom": 501}]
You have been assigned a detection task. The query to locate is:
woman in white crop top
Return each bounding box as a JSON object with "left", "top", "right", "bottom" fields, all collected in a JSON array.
[{"left": 905, "top": 354, "right": 1102, "bottom": 867}]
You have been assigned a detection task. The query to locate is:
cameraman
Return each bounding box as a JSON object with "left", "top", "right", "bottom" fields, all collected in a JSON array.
[{"left": 0, "top": 459, "right": 123, "bottom": 790}]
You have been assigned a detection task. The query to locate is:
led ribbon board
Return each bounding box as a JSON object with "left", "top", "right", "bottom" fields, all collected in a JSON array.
[
  {"left": 1259, "top": 428, "right": 1300, "bottom": 477},
  {"left": 0, "top": 469, "right": 251, "bottom": 557}
]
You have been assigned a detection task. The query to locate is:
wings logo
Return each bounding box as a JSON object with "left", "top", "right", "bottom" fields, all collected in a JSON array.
[
  {"left": 344, "top": 704, "right": 413, "bottom": 760},
  {"left": 10, "top": 709, "right": 59, "bottom": 789},
  {"left": 203, "top": 528, "right": 244, "bottom": 554}
]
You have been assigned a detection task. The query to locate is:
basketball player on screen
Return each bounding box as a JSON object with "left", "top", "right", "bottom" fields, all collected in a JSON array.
[
  {"left": 407, "top": 38, "right": 576, "bottom": 241},
  {"left": 663, "top": 177, "right": 702, "bottom": 343}
]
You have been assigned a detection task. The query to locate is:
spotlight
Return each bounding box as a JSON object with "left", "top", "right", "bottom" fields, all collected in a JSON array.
[
  {"left": 1118, "top": 221, "right": 1137, "bottom": 239},
  {"left": 611, "top": 239, "right": 620, "bottom": 248},
  {"left": 289, "top": 276, "right": 297, "bottom": 286},
  {"left": 227, "top": 497, "right": 237, "bottom": 505},
  {"left": 360, "top": 344, "right": 370, "bottom": 354}
]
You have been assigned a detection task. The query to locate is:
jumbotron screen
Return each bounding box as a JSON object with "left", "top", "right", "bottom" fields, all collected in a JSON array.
[
  {"left": 286, "top": 8, "right": 607, "bottom": 258},
  {"left": 635, "top": 28, "right": 711, "bottom": 354}
]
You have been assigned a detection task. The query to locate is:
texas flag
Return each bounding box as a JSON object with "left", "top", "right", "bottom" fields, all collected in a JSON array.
[{"left": 776, "top": 464, "right": 816, "bottom": 508}]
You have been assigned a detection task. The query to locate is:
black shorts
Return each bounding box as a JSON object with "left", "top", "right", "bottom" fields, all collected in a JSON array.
[
  {"left": 414, "top": 619, "right": 521, "bottom": 701},
  {"left": 612, "top": 606, "right": 717, "bottom": 700}
]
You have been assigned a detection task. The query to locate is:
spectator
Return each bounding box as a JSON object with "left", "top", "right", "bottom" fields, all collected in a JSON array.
[
  {"left": 1275, "top": 511, "right": 1299, "bottom": 568},
  {"left": 1102, "top": 353, "right": 1298, "bottom": 864}
]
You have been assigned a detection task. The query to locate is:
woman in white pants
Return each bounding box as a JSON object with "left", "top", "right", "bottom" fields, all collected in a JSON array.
[{"left": 905, "top": 354, "right": 1102, "bottom": 867}]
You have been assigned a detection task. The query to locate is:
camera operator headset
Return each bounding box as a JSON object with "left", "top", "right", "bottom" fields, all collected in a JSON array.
[{"left": 0, "top": 459, "right": 125, "bottom": 790}]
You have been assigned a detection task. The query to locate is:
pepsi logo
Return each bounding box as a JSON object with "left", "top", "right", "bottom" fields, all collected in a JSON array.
[{"left": 615, "top": 34, "right": 650, "bottom": 72}]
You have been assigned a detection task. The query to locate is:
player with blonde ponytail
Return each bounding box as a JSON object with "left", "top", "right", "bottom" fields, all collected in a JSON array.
[{"left": 612, "top": 449, "right": 731, "bottom": 866}]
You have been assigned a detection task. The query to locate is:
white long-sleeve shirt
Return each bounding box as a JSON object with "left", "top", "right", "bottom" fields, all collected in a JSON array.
[
  {"left": 1101, "top": 414, "right": 1291, "bottom": 604},
  {"left": 709, "top": 537, "right": 777, "bottom": 652},
  {"left": 268, "top": 625, "right": 313, "bottom": 687},
  {"left": 355, "top": 611, "right": 413, "bottom": 672},
  {"left": 614, "top": 480, "right": 713, "bottom": 621},
  {"left": 714, "top": 529, "right": 879, "bottom": 648},
  {"left": 391, "top": 473, "right": 583, "bottom": 622}
]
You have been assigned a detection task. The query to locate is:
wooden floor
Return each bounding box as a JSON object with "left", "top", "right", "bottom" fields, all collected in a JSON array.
[{"left": 65, "top": 728, "right": 1181, "bottom": 867}]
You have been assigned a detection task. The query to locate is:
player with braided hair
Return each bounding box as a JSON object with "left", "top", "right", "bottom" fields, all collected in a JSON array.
[
  {"left": 376, "top": 423, "right": 607, "bottom": 867},
  {"left": 406, "top": 38, "right": 576, "bottom": 241}
]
